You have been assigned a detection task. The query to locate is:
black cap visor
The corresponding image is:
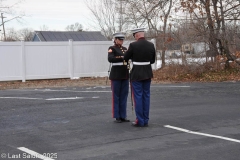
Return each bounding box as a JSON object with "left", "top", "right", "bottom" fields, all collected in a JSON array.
[{"left": 116, "top": 37, "right": 124, "bottom": 40}]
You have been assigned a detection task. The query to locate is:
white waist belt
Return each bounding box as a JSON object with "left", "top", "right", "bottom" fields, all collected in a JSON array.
[
  {"left": 133, "top": 62, "right": 150, "bottom": 65},
  {"left": 112, "top": 62, "right": 123, "bottom": 66}
]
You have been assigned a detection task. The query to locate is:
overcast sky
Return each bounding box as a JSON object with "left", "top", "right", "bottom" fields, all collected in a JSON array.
[{"left": 2, "top": 0, "right": 96, "bottom": 31}]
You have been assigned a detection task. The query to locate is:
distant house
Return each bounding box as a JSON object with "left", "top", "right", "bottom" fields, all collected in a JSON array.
[
  {"left": 32, "top": 31, "right": 108, "bottom": 42},
  {"left": 181, "top": 42, "right": 209, "bottom": 54},
  {"left": 181, "top": 43, "right": 193, "bottom": 54}
]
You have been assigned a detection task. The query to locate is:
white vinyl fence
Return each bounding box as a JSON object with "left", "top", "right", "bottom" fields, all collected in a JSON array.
[{"left": 0, "top": 40, "right": 157, "bottom": 82}]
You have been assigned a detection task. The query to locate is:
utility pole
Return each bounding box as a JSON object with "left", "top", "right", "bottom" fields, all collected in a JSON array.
[{"left": 1, "top": 13, "right": 6, "bottom": 41}]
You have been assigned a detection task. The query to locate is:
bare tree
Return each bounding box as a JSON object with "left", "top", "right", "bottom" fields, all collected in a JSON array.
[
  {"left": 19, "top": 28, "right": 34, "bottom": 41},
  {"left": 39, "top": 25, "right": 49, "bottom": 31},
  {"left": 0, "top": 0, "right": 24, "bottom": 15},
  {"left": 0, "top": 0, "right": 25, "bottom": 41},
  {"left": 180, "top": 0, "right": 240, "bottom": 67},
  {"left": 4, "top": 28, "right": 19, "bottom": 41},
  {"left": 124, "top": 0, "right": 159, "bottom": 35},
  {"left": 124, "top": 0, "right": 173, "bottom": 68},
  {"left": 65, "top": 22, "right": 83, "bottom": 31},
  {"left": 84, "top": 0, "right": 129, "bottom": 40},
  {"left": 158, "top": 0, "right": 173, "bottom": 68}
]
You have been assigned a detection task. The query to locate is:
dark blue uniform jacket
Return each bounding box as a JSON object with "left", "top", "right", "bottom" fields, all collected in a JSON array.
[
  {"left": 108, "top": 45, "right": 129, "bottom": 80},
  {"left": 124, "top": 38, "right": 156, "bottom": 81}
]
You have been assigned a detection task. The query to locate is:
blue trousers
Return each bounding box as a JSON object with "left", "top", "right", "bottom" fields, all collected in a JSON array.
[
  {"left": 131, "top": 79, "right": 151, "bottom": 126},
  {"left": 111, "top": 79, "right": 129, "bottom": 119}
]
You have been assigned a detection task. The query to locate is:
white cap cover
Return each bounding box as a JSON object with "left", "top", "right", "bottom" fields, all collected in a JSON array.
[
  {"left": 113, "top": 32, "right": 125, "bottom": 40},
  {"left": 130, "top": 28, "right": 145, "bottom": 34}
]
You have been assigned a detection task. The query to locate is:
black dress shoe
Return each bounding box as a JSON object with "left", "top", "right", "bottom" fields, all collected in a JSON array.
[
  {"left": 131, "top": 122, "right": 143, "bottom": 127},
  {"left": 120, "top": 118, "right": 130, "bottom": 122},
  {"left": 144, "top": 124, "right": 149, "bottom": 127},
  {"left": 114, "top": 118, "right": 122, "bottom": 123}
]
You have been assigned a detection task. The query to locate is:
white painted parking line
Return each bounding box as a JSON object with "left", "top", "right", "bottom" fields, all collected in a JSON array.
[
  {"left": 152, "top": 86, "right": 190, "bottom": 88},
  {"left": 164, "top": 125, "right": 240, "bottom": 143},
  {"left": 92, "top": 96, "right": 100, "bottom": 98},
  {"left": 10, "top": 88, "right": 111, "bottom": 93},
  {"left": 34, "top": 89, "right": 111, "bottom": 93},
  {"left": 0, "top": 96, "right": 100, "bottom": 101},
  {"left": 46, "top": 97, "right": 83, "bottom": 100},
  {"left": 0, "top": 97, "right": 43, "bottom": 100},
  {"left": 17, "top": 147, "right": 55, "bottom": 160}
]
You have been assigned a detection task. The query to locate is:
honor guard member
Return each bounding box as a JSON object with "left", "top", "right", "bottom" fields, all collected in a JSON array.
[
  {"left": 124, "top": 28, "right": 156, "bottom": 127},
  {"left": 108, "top": 32, "right": 130, "bottom": 123}
]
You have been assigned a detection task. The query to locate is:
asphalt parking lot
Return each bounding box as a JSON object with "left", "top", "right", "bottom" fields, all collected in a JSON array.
[{"left": 0, "top": 82, "right": 240, "bottom": 160}]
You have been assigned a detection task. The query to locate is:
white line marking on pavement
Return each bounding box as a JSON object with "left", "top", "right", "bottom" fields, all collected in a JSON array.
[
  {"left": 0, "top": 97, "right": 43, "bottom": 100},
  {"left": 164, "top": 125, "right": 240, "bottom": 143},
  {"left": 45, "top": 97, "right": 83, "bottom": 100},
  {"left": 17, "top": 147, "right": 55, "bottom": 160},
  {"left": 152, "top": 86, "right": 190, "bottom": 88},
  {"left": 34, "top": 89, "right": 111, "bottom": 93},
  {"left": 0, "top": 96, "right": 99, "bottom": 101},
  {"left": 92, "top": 96, "right": 100, "bottom": 98}
]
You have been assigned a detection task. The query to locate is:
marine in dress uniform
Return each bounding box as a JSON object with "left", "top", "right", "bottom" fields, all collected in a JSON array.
[
  {"left": 108, "top": 32, "right": 130, "bottom": 123},
  {"left": 124, "top": 28, "right": 156, "bottom": 127}
]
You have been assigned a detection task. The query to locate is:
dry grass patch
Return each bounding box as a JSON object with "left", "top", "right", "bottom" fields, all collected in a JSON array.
[{"left": 153, "top": 62, "right": 240, "bottom": 83}]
